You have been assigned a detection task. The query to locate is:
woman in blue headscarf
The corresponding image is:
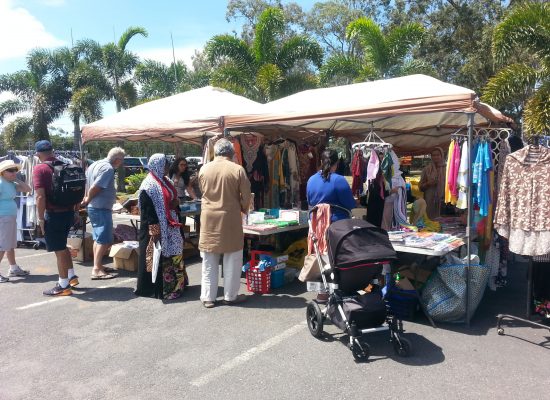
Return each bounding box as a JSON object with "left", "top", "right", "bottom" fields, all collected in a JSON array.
[{"left": 135, "top": 154, "right": 188, "bottom": 300}]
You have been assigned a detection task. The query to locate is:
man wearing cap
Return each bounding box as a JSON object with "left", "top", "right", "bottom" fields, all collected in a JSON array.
[
  {"left": 81, "top": 147, "right": 125, "bottom": 280},
  {"left": 33, "top": 140, "right": 79, "bottom": 296},
  {"left": 0, "top": 160, "right": 32, "bottom": 283}
]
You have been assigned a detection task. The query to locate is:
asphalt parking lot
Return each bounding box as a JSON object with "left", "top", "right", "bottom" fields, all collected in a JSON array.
[{"left": 1, "top": 242, "right": 549, "bottom": 400}]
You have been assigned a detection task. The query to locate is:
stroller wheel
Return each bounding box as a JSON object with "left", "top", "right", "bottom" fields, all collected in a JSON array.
[
  {"left": 306, "top": 302, "right": 324, "bottom": 338},
  {"left": 393, "top": 337, "right": 412, "bottom": 357},
  {"left": 350, "top": 338, "right": 369, "bottom": 361}
]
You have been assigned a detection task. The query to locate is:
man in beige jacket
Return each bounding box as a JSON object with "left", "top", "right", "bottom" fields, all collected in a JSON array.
[{"left": 198, "top": 138, "right": 252, "bottom": 308}]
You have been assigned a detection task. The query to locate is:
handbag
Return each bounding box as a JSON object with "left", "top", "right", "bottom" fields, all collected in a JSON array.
[
  {"left": 298, "top": 254, "right": 321, "bottom": 282},
  {"left": 152, "top": 241, "right": 162, "bottom": 283}
]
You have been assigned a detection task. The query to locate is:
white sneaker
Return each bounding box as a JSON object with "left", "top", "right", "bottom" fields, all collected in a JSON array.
[
  {"left": 0, "top": 274, "right": 9, "bottom": 283},
  {"left": 8, "top": 266, "right": 29, "bottom": 277}
]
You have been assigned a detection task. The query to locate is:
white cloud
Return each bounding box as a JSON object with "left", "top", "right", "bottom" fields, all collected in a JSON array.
[
  {"left": 136, "top": 45, "right": 201, "bottom": 69},
  {"left": 0, "top": 0, "right": 65, "bottom": 61}
]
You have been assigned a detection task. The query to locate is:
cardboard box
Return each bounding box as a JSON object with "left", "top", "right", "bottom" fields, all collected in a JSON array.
[
  {"left": 399, "top": 267, "right": 433, "bottom": 285},
  {"left": 109, "top": 242, "right": 140, "bottom": 272},
  {"left": 67, "top": 233, "right": 93, "bottom": 262}
]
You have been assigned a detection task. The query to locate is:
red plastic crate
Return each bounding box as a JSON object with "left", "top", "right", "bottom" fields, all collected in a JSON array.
[{"left": 246, "top": 250, "right": 272, "bottom": 294}]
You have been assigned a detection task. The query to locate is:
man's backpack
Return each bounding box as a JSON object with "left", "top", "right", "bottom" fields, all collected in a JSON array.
[{"left": 45, "top": 160, "right": 86, "bottom": 207}]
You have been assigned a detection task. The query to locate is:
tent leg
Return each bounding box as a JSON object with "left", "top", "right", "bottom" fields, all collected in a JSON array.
[{"left": 465, "top": 112, "right": 475, "bottom": 327}]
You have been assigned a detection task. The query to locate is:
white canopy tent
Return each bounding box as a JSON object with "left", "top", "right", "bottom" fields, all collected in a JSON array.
[
  {"left": 81, "top": 86, "right": 266, "bottom": 144},
  {"left": 222, "top": 75, "right": 513, "bottom": 155}
]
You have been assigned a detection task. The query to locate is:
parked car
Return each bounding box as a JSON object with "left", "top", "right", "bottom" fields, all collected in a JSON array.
[{"left": 124, "top": 157, "right": 148, "bottom": 176}]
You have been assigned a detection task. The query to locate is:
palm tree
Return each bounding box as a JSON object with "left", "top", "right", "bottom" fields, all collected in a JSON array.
[
  {"left": 135, "top": 59, "right": 192, "bottom": 101},
  {"left": 320, "top": 17, "right": 428, "bottom": 85},
  {"left": 101, "top": 26, "right": 148, "bottom": 112},
  {"left": 0, "top": 48, "right": 71, "bottom": 141},
  {"left": 54, "top": 40, "right": 112, "bottom": 147},
  {"left": 205, "top": 7, "right": 323, "bottom": 102},
  {"left": 100, "top": 26, "right": 147, "bottom": 190},
  {"left": 482, "top": 2, "right": 550, "bottom": 135}
]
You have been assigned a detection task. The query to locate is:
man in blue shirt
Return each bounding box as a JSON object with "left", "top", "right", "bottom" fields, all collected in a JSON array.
[{"left": 81, "top": 147, "right": 125, "bottom": 279}]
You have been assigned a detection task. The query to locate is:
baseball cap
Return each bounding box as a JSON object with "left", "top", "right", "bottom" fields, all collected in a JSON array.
[{"left": 35, "top": 140, "right": 53, "bottom": 153}]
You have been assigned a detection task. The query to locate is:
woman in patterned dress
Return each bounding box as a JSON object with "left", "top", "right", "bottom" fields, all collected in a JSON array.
[{"left": 135, "top": 154, "right": 188, "bottom": 300}]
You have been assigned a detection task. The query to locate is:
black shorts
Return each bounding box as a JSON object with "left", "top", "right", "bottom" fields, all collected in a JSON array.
[{"left": 44, "top": 211, "right": 74, "bottom": 252}]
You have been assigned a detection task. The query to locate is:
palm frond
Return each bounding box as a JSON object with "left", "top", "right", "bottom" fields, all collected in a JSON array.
[
  {"left": 319, "top": 54, "right": 362, "bottom": 85},
  {"left": 256, "top": 63, "right": 283, "bottom": 102},
  {"left": 210, "top": 64, "right": 256, "bottom": 100},
  {"left": 396, "top": 59, "right": 436, "bottom": 78},
  {"left": 481, "top": 63, "right": 539, "bottom": 107},
  {"left": 0, "top": 99, "right": 28, "bottom": 123},
  {"left": 523, "top": 81, "right": 550, "bottom": 135},
  {"left": 253, "top": 7, "right": 285, "bottom": 65},
  {"left": 69, "top": 86, "right": 104, "bottom": 123},
  {"left": 0, "top": 71, "right": 34, "bottom": 101},
  {"left": 2, "top": 117, "right": 32, "bottom": 149},
  {"left": 385, "top": 23, "right": 425, "bottom": 66},
  {"left": 346, "top": 17, "right": 388, "bottom": 74},
  {"left": 26, "top": 48, "right": 54, "bottom": 79},
  {"left": 205, "top": 35, "right": 255, "bottom": 73},
  {"left": 117, "top": 26, "right": 148, "bottom": 51},
  {"left": 493, "top": 2, "right": 550, "bottom": 64},
  {"left": 278, "top": 73, "right": 318, "bottom": 99},
  {"left": 74, "top": 39, "right": 103, "bottom": 64},
  {"left": 277, "top": 36, "right": 324, "bottom": 71},
  {"left": 116, "top": 81, "right": 138, "bottom": 110}
]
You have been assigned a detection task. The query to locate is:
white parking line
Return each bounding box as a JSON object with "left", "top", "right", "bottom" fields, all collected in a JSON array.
[
  {"left": 1, "top": 252, "right": 50, "bottom": 261},
  {"left": 190, "top": 323, "right": 306, "bottom": 387},
  {"left": 16, "top": 278, "right": 137, "bottom": 310}
]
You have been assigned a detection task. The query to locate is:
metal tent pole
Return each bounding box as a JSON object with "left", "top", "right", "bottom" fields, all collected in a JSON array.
[{"left": 465, "top": 112, "right": 475, "bottom": 326}]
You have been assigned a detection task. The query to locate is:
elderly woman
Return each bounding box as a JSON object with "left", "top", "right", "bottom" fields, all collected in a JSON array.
[
  {"left": 135, "top": 154, "right": 188, "bottom": 300},
  {"left": 419, "top": 147, "right": 446, "bottom": 219},
  {"left": 0, "top": 160, "right": 32, "bottom": 282}
]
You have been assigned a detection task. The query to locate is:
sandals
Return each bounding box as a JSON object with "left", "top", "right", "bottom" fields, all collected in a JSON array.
[{"left": 91, "top": 273, "right": 117, "bottom": 280}]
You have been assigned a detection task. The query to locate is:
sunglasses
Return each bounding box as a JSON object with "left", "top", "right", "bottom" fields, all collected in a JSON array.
[{"left": 4, "top": 168, "right": 18, "bottom": 173}]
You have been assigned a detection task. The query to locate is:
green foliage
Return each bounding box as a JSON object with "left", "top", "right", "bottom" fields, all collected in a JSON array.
[
  {"left": 0, "top": 48, "right": 71, "bottom": 141},
  {"left": 207, "top": 6, "right": 323, "bottom": 102},
  {"left": 125, "top": 172, "right": 147, "bottom": 194},
  {"left": 1, "top": 117, "right": 32, "bottom": 149},
  {"left": 483, "top": 1, "right": 550, "bottom": 135}
]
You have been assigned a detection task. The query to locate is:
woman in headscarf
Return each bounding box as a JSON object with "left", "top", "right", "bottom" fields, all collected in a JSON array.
[
  {"left": 135, "top": 154, "right": 188, "bottom": 300},
  {"left": 419, "top": 147, "right": 446, "bottom": 219}
]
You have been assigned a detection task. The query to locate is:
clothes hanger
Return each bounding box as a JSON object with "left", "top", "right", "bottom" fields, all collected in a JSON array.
[{"left": 351, "top": 123, "right": 392, "bottom": 152}]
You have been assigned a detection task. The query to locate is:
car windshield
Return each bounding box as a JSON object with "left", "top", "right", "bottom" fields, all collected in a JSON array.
[{"left": 124, "top": 158, "right": 142, "bottom": 166}]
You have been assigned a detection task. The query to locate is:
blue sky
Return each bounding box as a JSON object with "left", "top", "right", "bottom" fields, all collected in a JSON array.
[{"left": 0, "top": 0, "right": 317, "bottom": 131}]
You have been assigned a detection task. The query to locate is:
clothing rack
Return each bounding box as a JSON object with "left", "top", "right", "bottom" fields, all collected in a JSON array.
[{"left": 496, "top": 137, "right": 550, "bottom": 335}]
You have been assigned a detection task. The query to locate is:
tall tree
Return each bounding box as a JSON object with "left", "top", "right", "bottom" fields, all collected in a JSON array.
[
  {"left": 54, "top": 40, "right": 111, "bottom": 147},
  {"left": 101, "top": 26, "right": 148, "bottom": 112},
  {"left": 482, "top": 1, "right": 550, "bottom": 135},
  {"left": 100, "top": 26, "right": 147, "bottom": 190},
  {"left": 207, "top": 7, "right": 323, "bottom": 102},
  {"left": 320, "top": 17, "right": 427, "bottom": 85},
  {"left": 135, "top": 59, "right": 191, "bottom": 101},
  {"left": 0, "top": 49, "right": 70, "bottom": 141}
]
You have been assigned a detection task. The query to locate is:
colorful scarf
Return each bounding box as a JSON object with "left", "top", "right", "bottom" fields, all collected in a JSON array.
[{"left": 139, "top": 154, "right": 183, "bottom": 257}]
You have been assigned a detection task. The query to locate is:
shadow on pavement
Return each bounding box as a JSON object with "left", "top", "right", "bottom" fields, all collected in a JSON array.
[
  {"left": 314, "top": 329, "right": 444, "bottom": 366},
  {"left": 73, "top": 287, "right": 136, "bottom": 302},
  {"left": 7, "top": 274, "right": 58, "bottom": 284}
]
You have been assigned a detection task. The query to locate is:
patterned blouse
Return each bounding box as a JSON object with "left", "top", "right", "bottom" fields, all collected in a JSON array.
[{"left": 494, "top": 145, "right": 550, "bottom": 256}]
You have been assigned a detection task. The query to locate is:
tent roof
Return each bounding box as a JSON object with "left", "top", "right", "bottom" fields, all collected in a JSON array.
[
  {"left": 223, "top": 75, "right": 513, "bottom": 154},
  {"left": 81, "top": 86, "right": 265, "bottom": 143}
]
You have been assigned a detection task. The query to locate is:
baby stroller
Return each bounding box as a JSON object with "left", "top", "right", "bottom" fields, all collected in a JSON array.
[{"left": 306, "top": 204, "right": 412, "bottom": 361}]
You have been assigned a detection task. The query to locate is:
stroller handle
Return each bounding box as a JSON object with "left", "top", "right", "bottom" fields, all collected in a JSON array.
[{"left": 308, "top": 204, "right": 352, "bottom": 219}]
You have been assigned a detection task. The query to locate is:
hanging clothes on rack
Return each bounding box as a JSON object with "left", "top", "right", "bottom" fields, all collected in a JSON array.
[
  {"left": 350, "top": 149, "right": 366, "bottom": 196},
  {"left": 240, "top": 134, "right": 269, "bottom": 210},
  {"left": 456, "top": 139, "right": 469, "bottom": 209}
]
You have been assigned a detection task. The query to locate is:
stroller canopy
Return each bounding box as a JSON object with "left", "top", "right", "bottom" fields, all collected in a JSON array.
[{"left": 327, "top": 219, "right": 397, "bottom": 267}]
